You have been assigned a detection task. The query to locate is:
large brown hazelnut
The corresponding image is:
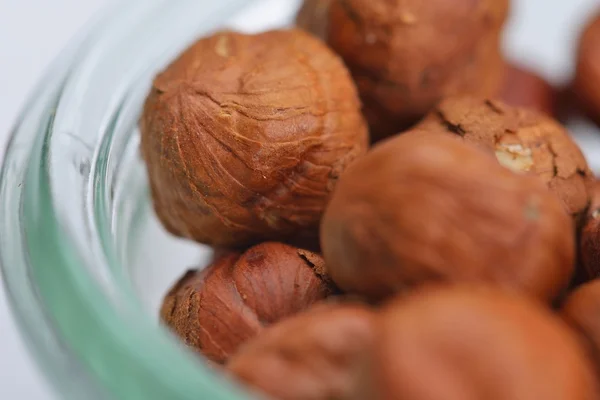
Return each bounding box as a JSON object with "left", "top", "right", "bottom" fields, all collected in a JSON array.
[
  {"left": 574, "top": 13, "right": 600, "bottom": 126},
  {"left": 321, "top": 131, "right": 575, "bottom": 302},
  {"left": 326, "top": 0, "right": 509, "bottom": 140},
  {"left": 367, "top": 285, "right": 598, "bottom": 400},
  {"left": 228, "top": 302, "right": 375, "bottom": 400},
  {"left": 581, "top": 182, "right": 600, "bottom": 279},
  {"left": 160, "top": 242, "right": 335, "bottom": 363},
  {"left": 498, "top": 63, "right": 557, "bottom": 117},
  {"left": 295, "top": 0, "right": 332, "bottom": 40},
  {"left": 561, "top": 279, "right": 600, "bottom": 374},
  {"left": 419, "top": 96, "right": 594, "bottom": 220},
  {"left": 141, "top": 29, "right": 369, "bottom": 247}
]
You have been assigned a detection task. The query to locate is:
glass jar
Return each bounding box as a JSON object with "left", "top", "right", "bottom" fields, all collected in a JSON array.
[{"left": 0, "top": 0, "right": 303, "bottom": 399}]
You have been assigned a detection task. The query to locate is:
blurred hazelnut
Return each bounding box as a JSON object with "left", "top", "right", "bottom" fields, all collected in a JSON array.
[
  {"left": 326, "top": 0, "right": 509, "bottom": 140},
  {"left": 368, "top": 285, "right": 599, "bottom": 400},
  {"left": 498, "top": 63, "right": 557, "bottom": 116},
  {"left": 581, "top": 182, "right": 600, "bottom": 279},
  {"left": 574, "top": 13, "right": 600, "bottom": 126},
  {"left": 419, "top": 96, "right": 594, "bottom": 220},
  {"left": 296, "top": 0, "right": 332, "bottom": 40},
  {"left": 160, "top": 242, "right": 335, "bottom": 363},
  {"left": 141, "top": 29, "right": 368, "bottom": 247},
  {"left": 228, "top": 302, "right": 375, "bottom": 400},
  {"left": 561, "top": 279, "right": 600, "bottom": 374},
  {"left": 321, "top": 132, "right": 574, "bottom": 302}
]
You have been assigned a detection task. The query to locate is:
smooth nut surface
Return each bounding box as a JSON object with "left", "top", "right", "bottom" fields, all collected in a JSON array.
[
  {"left": 561, "top": 279, "right": 600, "bottom": 374},
  {"left": 296, "top": 0, "right": 333, "bottom": 40},
  {"left": 228, "top": 302, "right": 375, "bottom": 400},
  {"left": 327, "top": 0, "right": 509, "bottom": 140},
  {"left": 580, "top": 181, "right": 600, "bottom": 279},
  {"left": 497, "top": 63, "right": 557, "bottom": 116},
  {"left": 370, "top": 286, "right": 599, "bottom": 400},
  {"left": 419, "top": 96, "right": 593, "bottom": 220},
  {"left": 321, "top": 131, "right": 575, "bottom": 302},
  {"left": 575, "top": 13, "right": 600, "bottom": 125},
  {"left": 141, "top": 29, "right": 368, "bottom": 247},
  {"left": 160, "top": 242, "right": 334, "bottom": 363}
]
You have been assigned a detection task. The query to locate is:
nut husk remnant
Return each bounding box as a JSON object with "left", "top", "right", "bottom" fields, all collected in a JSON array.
[
  {"left": 160, "top": 242, "right": 335, "bottom": 364},
  {"left": 321, "top": 132, "right": 575, "bottom": 302},
  {"left": 228, "top": 302, "right": 375, "bottom": 400},
  {"left": 141, "top": 29, "right": 369, "bottom": 247},
  {"left": 326, "top": 0, "right": 509, "bottom": 140},
  {"left": 296, "top": 0, "right": 333, "bottom": 40},
  {"left": 581, "top": 182, "right": 600, "bottom": 279},
  {"left": 369, "top": 286, "right": 599, "bottom": 400},
  {"left": 419, "top": 96, "right": 593, "bottom": 220},
  {"left": 498, "top": 63, "right": 557, "bottom": 116},
  {"left": 575, "top": 13, "right": 600, "bottom": 126},
  {"left": 561, "top": 279, "right": 600, "bottom": 375}
]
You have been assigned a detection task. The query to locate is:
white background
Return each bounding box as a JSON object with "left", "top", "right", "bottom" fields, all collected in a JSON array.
[{"left": 0, "top": 0, "right": 599, "bottom": 399}]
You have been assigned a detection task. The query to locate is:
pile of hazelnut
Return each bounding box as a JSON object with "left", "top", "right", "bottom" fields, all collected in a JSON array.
[{"left": 140, "top": 0, "right": 600, "bottom": 399}]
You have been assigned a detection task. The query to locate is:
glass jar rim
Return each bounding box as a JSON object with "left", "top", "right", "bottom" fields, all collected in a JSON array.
[{"left": 0, "top": 1, "right": 268, "bottom": 399}]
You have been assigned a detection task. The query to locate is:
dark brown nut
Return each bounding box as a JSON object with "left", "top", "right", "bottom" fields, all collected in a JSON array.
[
  {"left": 321, "top": 132, "right": 575, "bottom": 302},
  {"left": 581, "top": 182, "right": 600, "bottom": 279},
  {"left": 141, "top": 29, "right": 369, "bottom": 247},
  {"left": 160, "top": 242, "right": 335, "bottom": 364},
  {"left": 561, "top": 279, "right": 600, "bottom": 374},
  {"left": 498, "top": 63, "right": 557, "bottom": 117},
  {"left": 228, "top": 302, "right": 375, "bottom": 400},
  {"left": 368, "top": 285, "right": 599, "bottom": 400},
  {"left": 419, "top": 96, "right": 594, "bottom": 220},
  {"left": 574, "top": 13, "right": 600, "bottom": 126},
  {"left": 326, "top": 0, "right": 509, "bottom": 141},
  {"left": 295, "top": 0, "right": 332, "bottom": 40}
]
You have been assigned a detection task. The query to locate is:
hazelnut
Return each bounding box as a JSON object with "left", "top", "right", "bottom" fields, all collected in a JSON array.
[
  {"left": 321, "top": 131, "right": 575, "bottom": 302},
  {"left": 561, "top": 279, "right": 600, "bottom": 374},
  {"left": 228, "top": 302, "right": 375, "bottom": 400},
  {"left": 498, "top": 63, "right": 557, "bottom": 117},
  {"left": 141, "top": 29, "right": 369, "bottom": 247},
  {"left": 368, "top": 285, "right": 598, "bottom": 400},
  {"left": 419, "top": 96, "right": 594, "bottom": 220},
  {"left": 574, "top": 13, "right": 600, "bottom": 126},
  {"left": 581, "top": 181, "right": 600, "bottom": 279},
  {"left": 296, "top": 0, "right": 332, "bottom": 40},
  {"left": 160, "top": 242, "right": 335, "bottom": 363},
  {"left": 326, "top": 0, "right": 509, "bottom": 140}
]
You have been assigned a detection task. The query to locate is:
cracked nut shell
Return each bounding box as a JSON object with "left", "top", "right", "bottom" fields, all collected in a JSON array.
[
  {"left": 498, "top": 63, "right": 557, "bottom": 117},
  {"left": 575, "top": 13, "right": 600, "bottom": 126},
  {"left": 369, "top": 285, "right": 599, "bottom": 400},
  {"left": 228, "top": 302, "right": 375, "bottom": 400},
  {"left": 141, "top": 29, "right": 369, "bottom": 247},
  {"left": 419, "top": 96, "right": 593, "bottom": 220},
  {"left": 296, "top": 0, "right": 333, "bottom": 40},
  {"left": 321, "top": 131, "right": 575, "bottom": 302},
  {"left": 561, "top": 279, "right": 600, "bottom": 375},
  {"left": 160, "top": 242, "right": 335, "bottom": 364},
  {"left": 326, "top": 0, "right": 509, "bottom": 140},
  {"left": 581, "top": 182, "right": 600, "bottom": 279}
]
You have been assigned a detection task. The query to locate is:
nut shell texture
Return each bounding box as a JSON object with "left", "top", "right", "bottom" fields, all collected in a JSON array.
[
  {"left": 372, "top": 286, "right": 598, "bottom": 400},
  {"left": 321, "top": 132, "right": 575, "bottom": 302},
  {"left": 160, "top": 242, "right": 334, "bottom": 363},
  {"left": 228, "top": 303, "right": 375, "bottom": 400},
  {"left": 327, "top": 0, "right": 509, "bottom": 140},
  {"left": 420, "top": 96, "right": 593, "bottom": 219},
  {"left": 141, "top": 29, "right": 368, "bottom": 247}
]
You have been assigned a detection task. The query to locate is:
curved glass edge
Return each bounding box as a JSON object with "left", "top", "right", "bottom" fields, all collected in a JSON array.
[{"left": 8, "top": 0, "right": 264, "bottom": 399}]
